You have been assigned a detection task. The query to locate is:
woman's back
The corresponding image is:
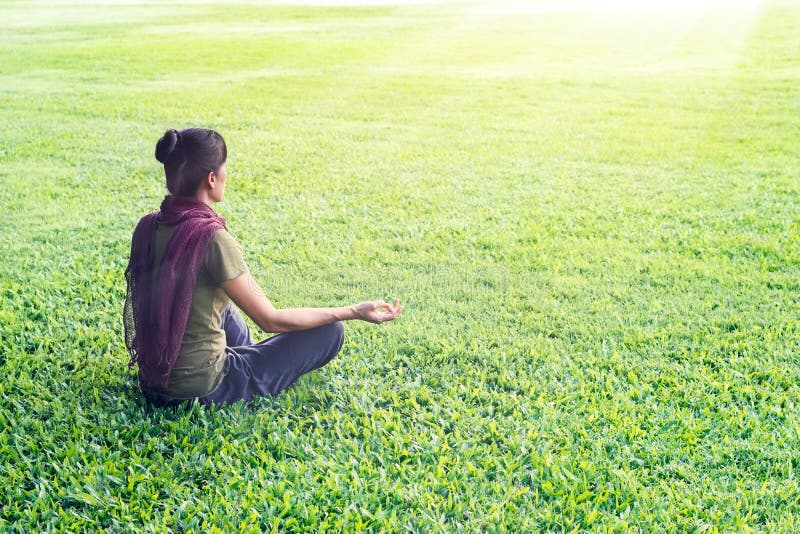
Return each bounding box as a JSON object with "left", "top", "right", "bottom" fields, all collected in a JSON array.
[{"left": 145, "top": 224, "right": 249, "bottom": 399}]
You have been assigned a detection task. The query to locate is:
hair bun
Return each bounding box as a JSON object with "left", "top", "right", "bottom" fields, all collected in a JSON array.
[{"left": 155, "top": 129, "right": 182, "bottom": 164}]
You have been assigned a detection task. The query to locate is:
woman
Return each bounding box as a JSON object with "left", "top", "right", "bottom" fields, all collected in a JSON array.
[{"left": 123, "top": 127, "right": 403, "bottom": 407}]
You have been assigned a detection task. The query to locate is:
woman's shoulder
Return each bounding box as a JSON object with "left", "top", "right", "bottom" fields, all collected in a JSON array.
[
  {"left": 204, "top": 228, "right": 249, "bottom": 284},
  {"left": 206, "top": 228, "right": 245, "bottom": 259},
  {"left": 211, "top": 227, "right": 240, "bottom": 246}
]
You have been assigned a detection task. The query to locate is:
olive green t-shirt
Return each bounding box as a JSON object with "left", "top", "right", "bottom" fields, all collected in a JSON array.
[{"left": 143, "top": 225, "right": 250, "bottom": 399}]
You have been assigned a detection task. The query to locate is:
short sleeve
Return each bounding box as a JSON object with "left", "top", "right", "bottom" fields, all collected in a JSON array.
[{"left": 204, "top": 229, "right": 250, "bottom": 285}]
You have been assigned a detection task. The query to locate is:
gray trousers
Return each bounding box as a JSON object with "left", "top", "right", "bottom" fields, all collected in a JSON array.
[{"left": 143, "top": 303, "right": 344, "bottom": 408}]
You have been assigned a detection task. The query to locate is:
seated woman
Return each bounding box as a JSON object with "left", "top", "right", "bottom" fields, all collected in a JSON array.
[{"left": 123, "top": 127, "right": 403, "bottom": 407}]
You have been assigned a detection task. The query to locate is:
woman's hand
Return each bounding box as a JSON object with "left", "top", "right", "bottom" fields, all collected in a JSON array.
[{"left": 353, "top": 298, "right": 404, "bottom": 324}]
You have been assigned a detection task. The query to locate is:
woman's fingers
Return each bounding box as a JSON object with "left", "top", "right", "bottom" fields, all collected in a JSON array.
[
  {"left": 376, "top": 299, "right": 400, "bottom": 312},
  {"left": 361, "top": 298, "right": 403, "bottom": 323},
  {"left": 381, "top": 299, "right": 403, "bottom": 320}
]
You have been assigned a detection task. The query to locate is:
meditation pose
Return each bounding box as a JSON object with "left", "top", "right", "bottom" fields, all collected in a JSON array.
[{"left": 123, "top": 128, "right": 403, "bottom": 407}]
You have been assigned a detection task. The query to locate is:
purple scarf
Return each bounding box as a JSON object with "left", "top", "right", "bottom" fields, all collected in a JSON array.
[{"left": 123, "top": 194, "right": 227, "bottom": 390}]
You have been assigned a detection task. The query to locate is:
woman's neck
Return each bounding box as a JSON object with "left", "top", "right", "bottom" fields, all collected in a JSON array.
[{"left": 193, "top": 190, "right": 216, "bottom": 209}]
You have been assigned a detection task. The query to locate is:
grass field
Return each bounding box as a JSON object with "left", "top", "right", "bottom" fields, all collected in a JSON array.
[{"left": 1, "top": 0, "right": 799, "bottom": 531}]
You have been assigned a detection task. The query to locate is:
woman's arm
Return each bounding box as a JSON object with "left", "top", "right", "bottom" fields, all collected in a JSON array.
[{"left": 221, "top": 271, "right": 403, "bottom": 333}]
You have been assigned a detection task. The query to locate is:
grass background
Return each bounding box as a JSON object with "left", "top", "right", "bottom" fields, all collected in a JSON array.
[{"left": 1, "top": 0, "right": 799, "bottom": 531}]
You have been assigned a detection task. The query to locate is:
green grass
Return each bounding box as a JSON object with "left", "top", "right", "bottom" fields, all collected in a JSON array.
[{"left": 1, "top": 0, "right": 799, "bottom": 531}]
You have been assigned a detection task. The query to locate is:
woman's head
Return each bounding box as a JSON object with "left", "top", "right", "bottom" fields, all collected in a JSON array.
[{"left": 155, "top": 128, "right": 227, "bottom": 200}]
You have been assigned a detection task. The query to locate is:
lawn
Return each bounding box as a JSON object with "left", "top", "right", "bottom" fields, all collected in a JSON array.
[{"left": 1, "top": 0, "right": 799, "bottom": 531}]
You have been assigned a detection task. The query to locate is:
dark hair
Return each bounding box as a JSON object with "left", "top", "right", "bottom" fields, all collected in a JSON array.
[{"left": 155, "top": 128, "right": 227, "bottom": 197}]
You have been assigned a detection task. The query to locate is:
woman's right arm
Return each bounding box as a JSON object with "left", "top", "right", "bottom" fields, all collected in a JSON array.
[{"left": 221, "top": 271, "right": 403, "bottom": 333}]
